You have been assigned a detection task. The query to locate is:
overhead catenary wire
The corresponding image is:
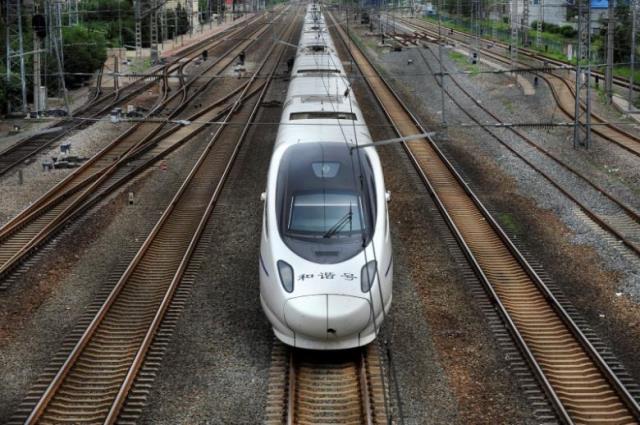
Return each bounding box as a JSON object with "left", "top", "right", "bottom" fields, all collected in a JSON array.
[
  {"left": 28, "top": 114, "right": 633, "bottom": 129},
  {"left": 300, "top": 6, "right": 392, "bottom": 421}
]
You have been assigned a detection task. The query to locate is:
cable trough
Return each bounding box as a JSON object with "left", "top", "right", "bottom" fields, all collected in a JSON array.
[{"left": 330, "top": 11, "right": 640, "bottom": 425}]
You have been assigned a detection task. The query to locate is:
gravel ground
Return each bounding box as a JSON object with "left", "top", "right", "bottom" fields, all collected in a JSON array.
[
  {"left": 0, "top": 20, "right": 272, "bottom": 229},
  {"left": 0, "top": 11, "right": 299, "bottom": 423},
  {"left": 137, "top": 57, "right": 292, "bottom": 425},
  {"left": 347, "top": 23, "right": 640, "bottom": 393},
  {"left": 0, "top": 112, "right": 212, "bottom": 422},
  {"left": 0, "top": 120, "right": 58, "bottom": 152},
  {"left": 0, "top": 120, "right": 135, "bottom": 226},
  {"left": 334, "top": 21, "right": 537, "bottom": 424},
  {"left": 116, "top": 12, "right": 301, "bottom": 424}
]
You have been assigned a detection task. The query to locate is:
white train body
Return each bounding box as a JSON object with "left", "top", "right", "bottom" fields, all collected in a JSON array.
[{"left": 259, "top": 4, "right": 393, "bottom": 350}]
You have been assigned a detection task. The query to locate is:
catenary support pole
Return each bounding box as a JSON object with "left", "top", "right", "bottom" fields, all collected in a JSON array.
[{"left": 605, "top": 0, "right": 615, "bottom": 104}]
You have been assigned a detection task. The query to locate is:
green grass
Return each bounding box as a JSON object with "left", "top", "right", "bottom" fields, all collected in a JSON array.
[
  {"left": 419, "top": 14, "right": 640, "bottom": 74},
  {"left": 497, "top": 212, "right": 523, "bottom": 235},
  {"left": 503, "top": 98, "right": 514, "bottom": 113},
  {"left": 422, "top": 15, "right": 573, "bottom": 63},
  {"left": 130, "top": 57, "right": 151, "bottom": 73},
  {"left": 612, "top": 66, "right": 640, "bottom": 86},
  {"left": 448, "top": 50, "right": 480, "bottom": 75}
]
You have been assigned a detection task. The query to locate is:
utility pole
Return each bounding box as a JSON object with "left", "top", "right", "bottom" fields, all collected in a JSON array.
[
  {"left": 5, "top": 0, "right": 28, "bottom": 114},
  {"left": 604, "top": 0, "right": 615, "bottom": 104},
  {"left": 573, "top": 0, "right": 592, "bottom": 148},
  {"left": 186, "top": 0, "right": 194, "bottom": 35},
  {"left": 33, "top": 23, "right": 42, "bottom": 114},
  {"left": 32, "top": 2, "right": 48, "bottom": 114},
  {"left": 510, "top": 0, "right": 519, "bottom": 71},
  {"left": 629, "top": 0, "right": 637, "bottom": 111},
  {"left": 536, "top": 0, "right": 543, "bottom": 48},
  {"left": 150, "top": 0, "right": 159, "bottom": 63},
  {"left": 48, "top": 0, "right": 71, "bottom": 116},
  {"left": 522, "top": 0, "right": 529, "bottom": 46},
  {"left": 161, "top": 6, "right": 167, "bottom": 46},
  {"left": 471, "top": 0, "right": 480, "bottom": 64},
  {"left": 438, "top": 0, "right": 446, "bottom": 130},
  {"left": 68, "top": 0, "right": 79, "bottom": 25},
  {"left": 134, "top": 0, "right": 143, "bottom": 59},
  {"left": 54, "top": 0, "right": 71, "bottom": 115}
]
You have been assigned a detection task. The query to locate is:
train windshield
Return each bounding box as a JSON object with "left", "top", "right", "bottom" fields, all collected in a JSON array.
[{"left": 276, "top": 142, "right": 377, "bottom": 264}]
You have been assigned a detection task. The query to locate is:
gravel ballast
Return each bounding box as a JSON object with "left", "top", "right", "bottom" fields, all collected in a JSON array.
[{"left": 346, "top": 21, "right": 640, "bottom": 394}]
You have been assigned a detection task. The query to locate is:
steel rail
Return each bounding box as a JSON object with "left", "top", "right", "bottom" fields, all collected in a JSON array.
[
  {"left": 393, "top": 31, "right": 640, "bottom": 257},
  {"left": 285, "top": 347, "right": 381, "bottom": 425},
  {"left": 396, "top": 16, "right": 640, "bottom": 158},
  {"left": 400, "top": 15, "right": 640, "bottom": 94},
  {"left": 331, "top": 12, "right": 640, "bottom": 424},
  {"left": 384, "top": 17, "right": 640, "bottom": 256},
  {"left": 286, "top": 352, "right": 297, "bottom": 425},
  {"left": 0, "top": 12, "right": 267, "bottom": 177},
  {"left": 0, "top": 15, "right": 283, "bottom": 280},
  {"left": 0, "top": 83, "right": 263, "bottom": 286},
  {"left": 21, "top": 8, "right": 295, "bottom": 424}
]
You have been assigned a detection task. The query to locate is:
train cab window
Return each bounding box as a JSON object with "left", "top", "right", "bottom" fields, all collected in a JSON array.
[
  {"left": 289, "top": 193, "right": 365, "bottom": 235},
  {"left": 289, "top": 111, "right": 356, "bottom": 121},
  {"left": 276, "top": 143, "right": 377, "bottom": 264}
]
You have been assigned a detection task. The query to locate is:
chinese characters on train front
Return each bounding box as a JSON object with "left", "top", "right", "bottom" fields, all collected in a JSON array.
[{"left": 297, "top": 272, "right": 358, "bottom": 281}]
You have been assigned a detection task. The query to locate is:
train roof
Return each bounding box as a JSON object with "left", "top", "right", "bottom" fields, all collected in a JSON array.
[
  {"left": 300, "top": 32, "right": 329, "bottom": 45},
  {"left": 286, "top": 75, "right": 350, "bottom": 99},
  {"left": 275, "top": 120, "right": 368, "bottom": 148},
  {"left": 292, "top": 55, "right": 345, "bottom": 76}
]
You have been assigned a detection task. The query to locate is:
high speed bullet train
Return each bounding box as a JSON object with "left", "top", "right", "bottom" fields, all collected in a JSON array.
[{"left": 259, "top": 3, "right": 393, "bottom": 350}]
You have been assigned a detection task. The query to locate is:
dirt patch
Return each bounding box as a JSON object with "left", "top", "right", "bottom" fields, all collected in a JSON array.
[{"left": 444, "top": 136, "right": 640, "bottom": 384}]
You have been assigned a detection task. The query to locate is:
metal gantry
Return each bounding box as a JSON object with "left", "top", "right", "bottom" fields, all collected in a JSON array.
[
  {"left": 135, "top": 0, "right": 143, "bottom": 58},
  {"left": 150, "top": 0, "right": 160, "bottom": 63},
  {"left": 536, "top": 0, "right": 543, "bottom": 48},
  {"left": 629, "top": 0, "right": 638, "bottom": 111},
  {"left": 510, "top": 0, "right": 519, "bottom": 69},
  {"left": 471, "top": 0, "right": 481, "bottom": 64},
  {"left": 51, "top": 0, "right": 72, "bottom": 115},
  {"left": 573, "top": 0, "right": 592, "bottom": 148},
  {"left": 522, "top": 0, "right": 529, "bottom": 46},
  {"left": 68, "top": 0, "right": 79, "bottom": 25},
  {"left": 605, "top": 0, "right": 616, "bottom": 103},
  {"left": 4, "top": 0, "right": 28, "bottom": 114}
]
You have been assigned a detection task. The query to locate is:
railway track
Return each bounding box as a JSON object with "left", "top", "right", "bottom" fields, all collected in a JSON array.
[
  {"left": 395, "top": 16, "right": 640, "bottom": 94},
  {"left": 8, "top": 8, "right": 298, "bottom": 424},
  {"left": 0, "top": 14, "right": 282, "bottom": 284},
  {"left": 331, "top": 11, "right": 640, "bottom": 424},
  {"left": 393, "top": 16, "right": 640, "bottom": 158},
  {"left": 265, "top": 343, "right": 388, "bottom": 425},
  {"left": 377, "top": 17, "right": 640, "bottom": 258},
  {"left": 0, "top": 13, "right": 266, "bottom": 178}
]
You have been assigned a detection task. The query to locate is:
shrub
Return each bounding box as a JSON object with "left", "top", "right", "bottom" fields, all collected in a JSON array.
[
  {"left": 57, "top": 26, "right": 108, "bottom": 89},
  {"left": 558, "top": 25, "right": 577, "bottom": 38}
]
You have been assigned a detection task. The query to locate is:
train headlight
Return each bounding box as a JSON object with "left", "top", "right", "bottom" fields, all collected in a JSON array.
[
  {"left": 361, "top": 260, "right": 377, "bottom": 293},
  {"left": 277, "top": 260, "right": 294, "bottom": 293}
]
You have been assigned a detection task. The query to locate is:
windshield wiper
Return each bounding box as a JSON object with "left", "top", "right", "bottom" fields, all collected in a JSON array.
[{"left": 323, "top": 202, "right": 353, "bottom": 239}]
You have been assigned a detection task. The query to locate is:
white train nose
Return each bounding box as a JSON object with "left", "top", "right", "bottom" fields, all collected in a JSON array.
[{"left": 284, "top": 295, "right": 371, "bottom": 339}]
